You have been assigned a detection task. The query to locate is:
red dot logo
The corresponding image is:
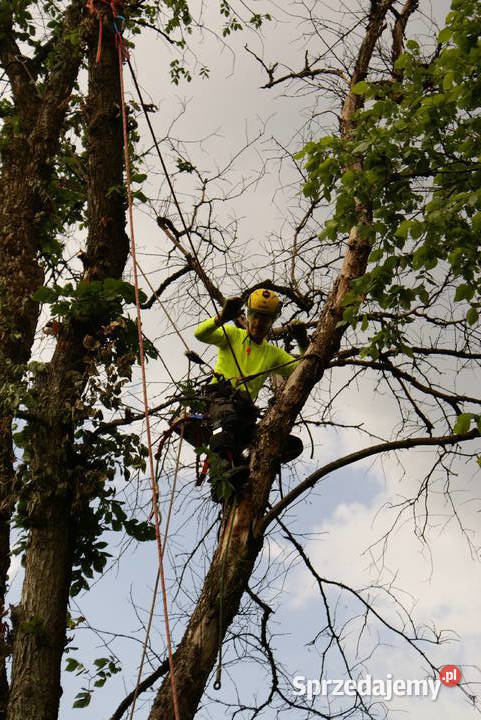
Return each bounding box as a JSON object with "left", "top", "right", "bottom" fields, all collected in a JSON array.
[{"left": 440, "top": 665, "right": 462, "bottom": 687}]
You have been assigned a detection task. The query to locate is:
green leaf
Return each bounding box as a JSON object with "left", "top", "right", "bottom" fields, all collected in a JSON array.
[
  {"left": 73, "top": 690, "right": 92, "bottom": 709},
  {"left": 443, "top": 70, "right": 455, "bottom": 91},
  {"left": 438, "top": 27, "right": 453, "bottom": 43},
  {"left": 65, "top": 657, "right": 83, "bottom": 673},
  {"left": 32, "top": 286, "right": 58, "bottom": 303},
  {"left": 394, "top": 53, "right": 409, "bottom": 70},
  {"left": 351, "top": 80, "right": 369, "bottom": 95},
  {"left": 369, "top": 248, "right": 384, "bottom": 263},
  {"left": 416, "top": 286, "right": 429, "bottom": 304},
  {"left": 72, "top": 692, "right": 92, "bottom": 708},
  {"left": 354, "top": 140, "right": 370, "bottom": 154},
  {"left": 453, "top": 413, "right": 473, "bottom": 434},
  {"left": 395, "top": 220, "right": 411, "bottom": 239},
  {"left": 454, "top": 284, "right": 475, "bottom": 302},
  {"left": 466, "top": 307, "right": 478, "bottom": 325},
  {"left": 130, "top": 172, "right": 147, "bottom": 184}
]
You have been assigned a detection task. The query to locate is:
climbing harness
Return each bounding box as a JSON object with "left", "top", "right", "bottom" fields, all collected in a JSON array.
[{"left": 175, "top": 379, "right": 257, "bottom": 492}]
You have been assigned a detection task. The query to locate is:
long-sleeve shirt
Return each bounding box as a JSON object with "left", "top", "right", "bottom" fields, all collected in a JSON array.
[{"left": 194, "top": 316, "right": 300, "bottom": 401}]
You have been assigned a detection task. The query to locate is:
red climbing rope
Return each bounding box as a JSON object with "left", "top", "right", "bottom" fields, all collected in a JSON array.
[
  {"left": 108, "top": 13, "right": 180, "bottom": 720},
  {"left": 86, "top": 0, "right": 124, "bottom": 63}
]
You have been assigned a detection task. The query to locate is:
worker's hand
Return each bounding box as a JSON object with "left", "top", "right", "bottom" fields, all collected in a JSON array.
[
  {"left": 290, "top": 320, "right": 309, "bottom": 351},
  {"left": 218, "top": 296, "right": 244, "bottom": 324}
]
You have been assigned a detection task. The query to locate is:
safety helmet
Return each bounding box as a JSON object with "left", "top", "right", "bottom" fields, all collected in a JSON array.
[{"left": 247, "top": 288, "right": 281, "bottom": 318}]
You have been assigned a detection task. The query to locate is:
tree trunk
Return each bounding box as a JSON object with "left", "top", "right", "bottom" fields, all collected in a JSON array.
[
  {"left": 149, "top": 3, "right": 395, "bottom": 718},
  {"left": 0, "top": 5, "right": 85, "bottom": 716},
  {"left": 7, "top": 496, "right": 76, "bottom": 720},
  {"left": 6, "top": 10, "right": 129, "bottom": 719}
]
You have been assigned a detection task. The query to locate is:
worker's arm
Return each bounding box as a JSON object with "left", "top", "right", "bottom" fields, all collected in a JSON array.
[
  {"left": 194, "top": 316, "right": 229, "bottom": 347},
  {"left": 272, "top": 346, "right": 301, "bottom": 379}
]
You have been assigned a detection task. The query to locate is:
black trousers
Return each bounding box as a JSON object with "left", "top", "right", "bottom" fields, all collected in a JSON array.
[
  {"left": 203, "top": 381, "right": 257, "bottom": 463},
  {"left": 177, "top": 379, "right": 303, "bottom": 465}
]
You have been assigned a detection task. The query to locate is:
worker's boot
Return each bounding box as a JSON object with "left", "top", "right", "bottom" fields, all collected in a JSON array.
[
  {"left": 272, "top": 434, "right": 304, "bottom": 475},
  {"left": 280, "top": 434, "right": 303, "bottom": 463}
]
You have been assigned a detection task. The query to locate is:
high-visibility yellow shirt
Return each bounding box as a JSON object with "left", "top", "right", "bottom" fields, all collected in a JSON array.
[{"left": 194, "top": 316, "right": 300, "bottom": 401}]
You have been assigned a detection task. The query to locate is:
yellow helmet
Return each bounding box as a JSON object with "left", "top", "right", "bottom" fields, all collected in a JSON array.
[{"left": 247, "top": 288, "right": 281, "bottom": 317}]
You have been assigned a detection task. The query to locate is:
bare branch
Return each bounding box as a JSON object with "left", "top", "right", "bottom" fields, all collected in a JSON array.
[
  {"left": 244, "top": 42, "right": 348, "bottom": 90},
  {"left": 141, "top": 265, "right": 193, "bottom": 309},
  {"left": 109, "top": 660, "right": 169, "bottom": 720},
  {"left": 156, "top": 216, "right": 225, "bottom": 306},
  {"left": 259, "top": 429, "right": 480, "bottom": 535},
  {"left": 329, "top": 357, "right": 481, "bottom": 410}
]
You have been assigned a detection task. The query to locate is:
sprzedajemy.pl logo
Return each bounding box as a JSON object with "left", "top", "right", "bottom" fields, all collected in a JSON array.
[{"left": 292, "top": 666, "right": 461, "bottom": 702}]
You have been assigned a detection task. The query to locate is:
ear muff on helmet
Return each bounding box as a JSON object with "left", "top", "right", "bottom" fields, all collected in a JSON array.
[{"left": 247, "top": 288, "right": 282, "bottom": 319}]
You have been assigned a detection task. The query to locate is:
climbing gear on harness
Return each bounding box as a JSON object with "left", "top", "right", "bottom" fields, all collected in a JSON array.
[
  {"left": 247, "top": 288, "right": 281, "bottom": 318},
  {"left": 168, "top": 379, "right": 257, "bottom": 501},
  {"left": 205, "top": 381, "right": 257, "bottom": 449},
  {"left": 202, "top": 381, "right": 257, "bottom": 501},
  {"left": 168, "top": 377, "right": 303, "bottom": 500},
  {"left": 196, "top": 453, "right": 210, "bottom": 486}
]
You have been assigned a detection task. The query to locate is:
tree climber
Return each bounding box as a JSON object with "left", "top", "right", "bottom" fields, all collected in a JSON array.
[{"left": 193, "top": 289, "right": 308, "bottom": 500}]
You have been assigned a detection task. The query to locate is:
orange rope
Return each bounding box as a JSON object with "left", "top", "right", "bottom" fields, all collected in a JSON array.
[
  {"left": 116, "top": 27, "right": 181, "bottom": 720},
  {"left": 86, "top": 0, "right": 123, "bottom": 63}
]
